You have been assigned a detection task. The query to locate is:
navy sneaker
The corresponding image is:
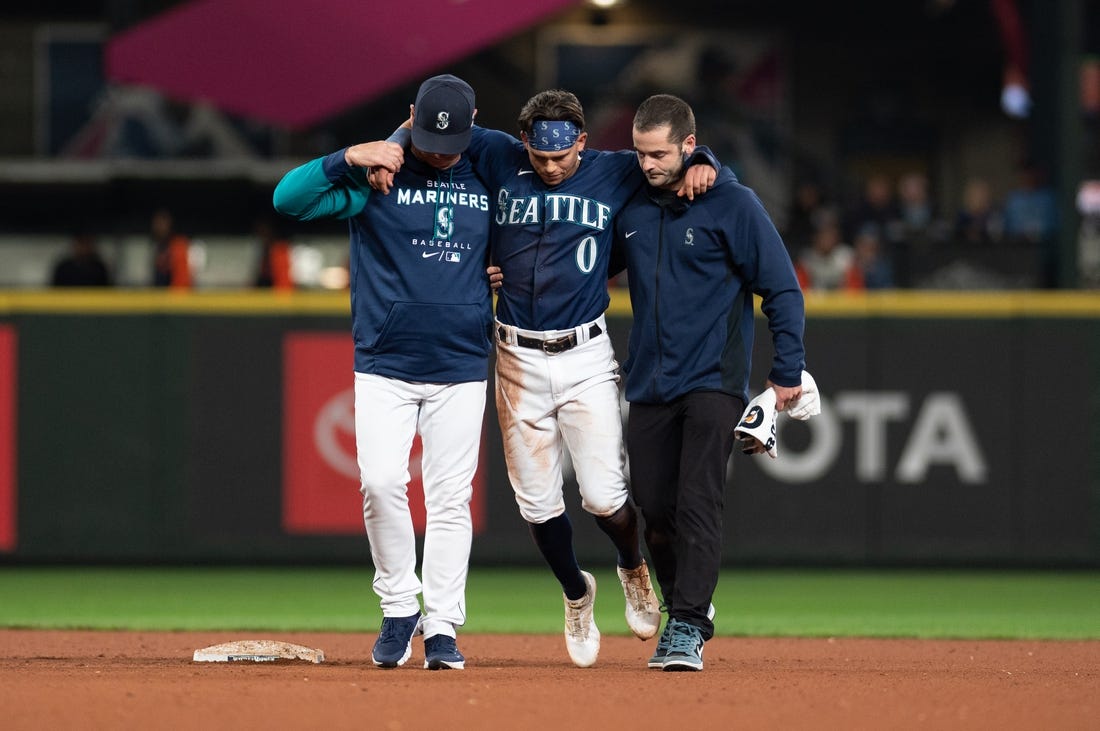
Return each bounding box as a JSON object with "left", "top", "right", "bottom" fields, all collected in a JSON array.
[
  {"left": 371, "top": 612, "right": 421, "bottom": 668},
  {"left": 662, "top": 618, "right": 705, "bottom": 672},
  {"left": 648, "top": 603, "right": 714, "bottom": 669},
  {"left": 423, "top": 634, "right": 465, "bottom": 670}
]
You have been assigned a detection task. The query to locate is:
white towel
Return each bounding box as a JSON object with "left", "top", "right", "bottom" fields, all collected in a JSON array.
[
  {"left": 734, "top": 388, "right": 778, "bottom": 458},
  {"left": 788, "top": 370, "right": 821, "bottom": 421},
  {"left": 735, "top": 371, "right": 822, "bottom": 458}
]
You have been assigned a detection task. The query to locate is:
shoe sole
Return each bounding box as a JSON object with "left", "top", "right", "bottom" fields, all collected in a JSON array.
[
  {"left": 628, "top": 616, "right": 661, "bottom": 641},
  {"left": 662, "top": 659, "right": 703, "bottom": 672},
  {"left": 566, "top": 648, "right": 599, "bottom": 668},
  {"left": 647, "top": 656, "right": 666, "bottom": 669},
  {"left": 425, "top": 658, "right": 465, "bottom": 670}
]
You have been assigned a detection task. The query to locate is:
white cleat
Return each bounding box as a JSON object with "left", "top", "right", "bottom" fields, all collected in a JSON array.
[
  {"left": 563, "top": 571, "right": 600, "bottom": 668},
  {"left": 617, "top": 561, "right": 661, "bottom": 640}
]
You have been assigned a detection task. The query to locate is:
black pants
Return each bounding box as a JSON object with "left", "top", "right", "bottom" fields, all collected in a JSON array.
[{"left": 626, "top": 391, "right": 743, "bottom": 641}]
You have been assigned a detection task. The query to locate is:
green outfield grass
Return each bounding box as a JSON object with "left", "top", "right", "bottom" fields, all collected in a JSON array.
[{"left": 0, "top": 567, "right": 1096, "bottom": 640}]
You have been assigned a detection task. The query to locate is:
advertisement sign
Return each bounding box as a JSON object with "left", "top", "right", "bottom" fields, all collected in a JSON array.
[
  {"left": 3, "top": 305, "right": 1095, "bottom": 564},
  {"left": 281, "top": 333, "right": 486, "bottom": 535}
]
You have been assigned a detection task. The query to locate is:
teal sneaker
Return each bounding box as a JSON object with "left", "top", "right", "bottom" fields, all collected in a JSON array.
[
  {"left": 648, "top": 603, "right": 714, "bottom": 669},
  {"left": 661, "top": 618, "right": 705, "bottom": 672}
]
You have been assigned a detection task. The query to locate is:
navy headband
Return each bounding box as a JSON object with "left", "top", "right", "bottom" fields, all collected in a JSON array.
[{"left": 528, "top": 120, "right": 579, "bottom": 151}]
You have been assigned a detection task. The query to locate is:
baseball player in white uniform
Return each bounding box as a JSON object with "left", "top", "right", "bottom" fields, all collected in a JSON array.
[{"left": 275, "top": 75, "right": 492, "bottom": 671}]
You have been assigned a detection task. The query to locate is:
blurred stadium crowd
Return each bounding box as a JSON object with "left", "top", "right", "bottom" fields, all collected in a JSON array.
[{"left": 1, "top": 0, "right": 1098, "bottom": 290}]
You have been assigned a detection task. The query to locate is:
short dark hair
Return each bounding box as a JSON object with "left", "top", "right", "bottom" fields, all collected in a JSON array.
[
  {"left": 633, "top": 94, "right": 695, "bottom": 144},
  {"left": 518, "top": 89, "right": 585, "bottom": 136}
]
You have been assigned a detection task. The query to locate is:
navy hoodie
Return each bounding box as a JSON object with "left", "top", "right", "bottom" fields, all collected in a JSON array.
[
  {"left": 616, "top": 167, "right": 805, "bottom": 405},
  {"left": 273, "top": 149, "right": 493, "bottom": 382}
]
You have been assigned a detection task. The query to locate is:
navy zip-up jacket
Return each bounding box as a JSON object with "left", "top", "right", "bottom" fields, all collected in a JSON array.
[
  {"left": 616, "top": 166, "right": 805, "bottom": 405},
  {"left": 273, "top": 149, "right": 493, "bottom": 382}
]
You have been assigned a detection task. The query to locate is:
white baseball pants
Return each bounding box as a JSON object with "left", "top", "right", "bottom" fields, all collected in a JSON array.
[
  {"left": 354, "top": 372, "right": 485, "bottom": 640},
  {"left": 494, "top": 315, "right": 629, "bottom": 524}
]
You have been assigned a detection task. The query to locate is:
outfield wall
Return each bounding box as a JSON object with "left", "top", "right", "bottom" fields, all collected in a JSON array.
[{"left": 0, "top": 290, "right": 1097, "bottom": 566}]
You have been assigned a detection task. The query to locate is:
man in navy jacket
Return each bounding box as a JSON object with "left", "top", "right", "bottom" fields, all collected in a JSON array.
[{"left": 616, "top": 94, "right": 807, "bottom": 672}]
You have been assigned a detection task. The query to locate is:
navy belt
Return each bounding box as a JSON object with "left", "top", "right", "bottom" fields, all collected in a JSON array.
[{"left": 498, "top": 323, "right": 602, "bottom": 355}]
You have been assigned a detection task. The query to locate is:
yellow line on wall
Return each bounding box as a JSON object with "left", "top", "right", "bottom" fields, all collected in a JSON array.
[
  {"left": 0, "top": 290, "right": 351, "bottom": 316},
  {"left": 797, "top": 290, "right": 1100, "bottom": 317},
  {"left": 2, "top": 289, "right": 1100, "bottom": 318},
  {"left": 609, "top": 289, "right": 1100, "bottom": 318}
]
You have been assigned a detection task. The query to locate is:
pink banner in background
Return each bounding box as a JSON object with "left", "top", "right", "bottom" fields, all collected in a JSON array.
[{"left": 105, "top": 0, "right": 581, "bottom": 128}]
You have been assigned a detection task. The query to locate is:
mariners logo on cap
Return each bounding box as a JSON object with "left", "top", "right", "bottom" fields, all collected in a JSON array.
[{"left": 436, "top": 111, "right": 450, "bottom": 130}]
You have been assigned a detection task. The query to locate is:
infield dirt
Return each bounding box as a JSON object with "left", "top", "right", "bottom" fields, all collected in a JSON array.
[{"left": 1, "top": 630, "right": 1096, "bottom": 730}]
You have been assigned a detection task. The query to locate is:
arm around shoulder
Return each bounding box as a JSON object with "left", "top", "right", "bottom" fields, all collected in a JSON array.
[
  {"left": 676, "top": 146, "right": 721, "bottom": 199},
  {"left": 687, "top": 145, "right": 720, "bottom": 171},
  {"left": 273, "top": 150, "right": 368, "bottom": 221}
]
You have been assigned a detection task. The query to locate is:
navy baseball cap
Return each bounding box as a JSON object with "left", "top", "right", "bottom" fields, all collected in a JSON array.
[{"left": 412, "top": 74, "right": 475, "bottom": 155}]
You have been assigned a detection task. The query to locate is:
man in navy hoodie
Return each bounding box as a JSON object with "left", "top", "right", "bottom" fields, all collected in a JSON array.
[
  {"left": 616, "top": 94, "right": 807, "bottom": 672},
  {"left": 273, "top": 75, "right": 492, "bottom": 671}
]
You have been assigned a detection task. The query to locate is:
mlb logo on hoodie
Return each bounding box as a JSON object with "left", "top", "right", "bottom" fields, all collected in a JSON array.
[{"left": 444, "top": 252, "right": 461, "bottom": 262}]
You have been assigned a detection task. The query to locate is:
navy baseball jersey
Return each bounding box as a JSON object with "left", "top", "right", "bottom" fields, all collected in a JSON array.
[
  {"left": 616, "top": 167, "right": 806, "bottom": 405},
  {"left": 465, "top": 127, "right": 719, "bottom": 331},
  {"left": 273, "top": 149, "right": 493, "bottom": 382}
]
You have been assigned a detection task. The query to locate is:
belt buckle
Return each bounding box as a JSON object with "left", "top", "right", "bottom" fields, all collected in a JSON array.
[{"left": 541, "top": 334, "right": 575, "bottom": 354}]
